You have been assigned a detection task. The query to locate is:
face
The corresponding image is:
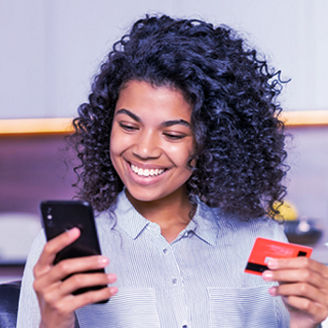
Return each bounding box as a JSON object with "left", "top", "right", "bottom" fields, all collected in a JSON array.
[{"left": 110, "top": 80, "right": 195, "bottom": 204}]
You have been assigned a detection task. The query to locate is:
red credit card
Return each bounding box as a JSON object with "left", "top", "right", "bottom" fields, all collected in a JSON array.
[{"left": 245, "top": 237, "right": 312, "bottom": 276}]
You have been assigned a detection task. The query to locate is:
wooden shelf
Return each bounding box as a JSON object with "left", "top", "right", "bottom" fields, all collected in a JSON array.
[
  {"left": 0, "top": 118, "right": 74, "bottom": 135},
  {"left": 0, "top": 110, "right": 328, "bottom": 135},
  {"left": 281, "top": 110, "right": 328, "bottom": 127}
]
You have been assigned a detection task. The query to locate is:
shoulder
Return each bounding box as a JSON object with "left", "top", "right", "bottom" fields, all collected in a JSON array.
[
  {"left": 198, "top": 201, "right": 287, "bottom": 248},
  {"left": 26, "top": 229, "right": 47, "bottom": 264},
  {"left": 17, "top": 230, "right": 46, "bottom": 327}
]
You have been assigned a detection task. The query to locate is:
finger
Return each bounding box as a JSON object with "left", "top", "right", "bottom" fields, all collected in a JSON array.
[
  {"left": 59, "top": 273, "right": 117, "bottom": 296},
  {"left": 269, "top": 282, "right": 326, "bottom": 304},
  {"left": 262, "top": 268, "right": 326, "bottom": 290},
  {"left": 36, "top": 255, "right": 109, "bottom": 288},
  {"left": 34, "top": 228, "right": 81, "bottom": 277},
  {"left": 59, "top": 286, "right": 119, "bottom": 312},
  {"left": 268, "top": 257, "right": 328, "bottom": 278},
  {"left": 282, "top": 295, "right": 328, "bottom": 324},
  {"left": 34, "top": 272, "right": 117, "bottom": 310}
]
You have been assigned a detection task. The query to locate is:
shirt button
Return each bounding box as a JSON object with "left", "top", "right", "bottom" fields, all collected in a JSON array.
[
  {"left": 172, "top": 278, "right": 177, "bottom": 284},
  {"left": 163, "top": 248, "right": 168, "bottom": 254}
]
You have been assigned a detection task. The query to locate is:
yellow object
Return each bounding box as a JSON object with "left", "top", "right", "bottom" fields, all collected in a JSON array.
[
  {"left": 0, "top": 118, "right": 74, "bottom": 135},
  {"left": 271, "top": 200, "right": 298, "bottom": 221}
]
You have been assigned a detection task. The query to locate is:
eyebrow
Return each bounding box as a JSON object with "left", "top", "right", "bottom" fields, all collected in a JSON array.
[{"left": 115, "top": 108, "right": 191, "bottom": 128}]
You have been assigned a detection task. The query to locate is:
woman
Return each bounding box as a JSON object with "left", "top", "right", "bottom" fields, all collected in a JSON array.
[{"left": 17, "top": 15, "right": 328, "bottom": 327}]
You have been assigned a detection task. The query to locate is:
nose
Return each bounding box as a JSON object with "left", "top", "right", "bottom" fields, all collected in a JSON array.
[{"left": 132, "top": 130, "right": 161, "bottom": 160}]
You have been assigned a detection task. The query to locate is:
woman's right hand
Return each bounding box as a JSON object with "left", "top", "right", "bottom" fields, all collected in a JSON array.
[{"left": 33, "top": 227, "right": 118, "bottom": 328}]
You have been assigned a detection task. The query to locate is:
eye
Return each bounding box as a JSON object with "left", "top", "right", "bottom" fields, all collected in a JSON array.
[
  {"left": 163, "top": 132, "right": 186, "bottom": 140},
  {"left": 119, "top": 122, "right": 139, "bottom": 131}
]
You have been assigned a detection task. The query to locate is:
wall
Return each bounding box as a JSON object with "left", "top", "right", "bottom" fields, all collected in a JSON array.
[
  {"left": 285, "top": 127, "right": 328, "bottom": 263},
  {"left": 286, "top": 127, "right": 328, "bottom": 221},
  {"left": 1, "top": 0, "right": 328, "bottom": 119}
]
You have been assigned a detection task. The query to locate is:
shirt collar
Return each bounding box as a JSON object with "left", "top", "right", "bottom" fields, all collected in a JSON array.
[
  {"left": 185, "top": 199, "right": 219, "bottom": 246},
  {"left": 112, "top": 191, "right": 152, "bottom": 239},
  {"left": 113, "top": 190, "right": 219, "bottom": 246}
]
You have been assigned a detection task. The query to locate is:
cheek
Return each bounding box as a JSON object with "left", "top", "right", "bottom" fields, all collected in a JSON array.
[
  {"left": 109, "top": 127, "right": 122, "bottom": 164},
  {"left": 167, "top": 142, "right": 194, "bottom": 167},
  {"left": 109, "top": 130, "right": 116, "bottom": 157},
  {"left": 109, "top": 126, "right": 127, "bottom": 155}
]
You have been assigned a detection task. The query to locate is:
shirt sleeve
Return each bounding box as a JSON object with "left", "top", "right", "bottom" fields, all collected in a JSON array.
[{"left": 16, "top": 229, "right": 46, "bottom": 328}]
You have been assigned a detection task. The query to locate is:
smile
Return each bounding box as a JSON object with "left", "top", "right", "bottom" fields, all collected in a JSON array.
[{"left": 130, "top": 164, "right": 165, "bottom": 177}]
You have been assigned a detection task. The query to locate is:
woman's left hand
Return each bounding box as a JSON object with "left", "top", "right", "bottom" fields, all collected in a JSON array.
[{"left": 262, "top": 257, "right": 328, "bottom": 328}]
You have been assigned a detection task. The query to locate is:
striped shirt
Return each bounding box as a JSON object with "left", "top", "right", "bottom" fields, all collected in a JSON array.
[{"left": 17, "top": 191, "right": 290, "bottom": 327}]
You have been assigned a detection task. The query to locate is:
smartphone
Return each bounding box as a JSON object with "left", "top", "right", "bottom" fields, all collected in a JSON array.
[{"left": 40, "top": 200, "right": 108, "bottom": 302}]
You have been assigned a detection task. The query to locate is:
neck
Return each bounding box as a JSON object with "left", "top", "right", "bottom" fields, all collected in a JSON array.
[{"left": 125, "top": 188, "right": 193, "bottom": 242}]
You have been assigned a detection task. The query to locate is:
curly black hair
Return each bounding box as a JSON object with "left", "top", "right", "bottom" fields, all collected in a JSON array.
[{"left": 72, "top": 14, "right": 288, "bottom": 218}]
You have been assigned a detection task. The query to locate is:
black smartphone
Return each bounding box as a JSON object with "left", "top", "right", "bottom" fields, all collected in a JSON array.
[{"left": 40, "top": 200, "right": 108, "bottom": 303}]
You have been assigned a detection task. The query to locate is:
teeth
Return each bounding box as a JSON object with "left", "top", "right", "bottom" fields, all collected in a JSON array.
[{"left": 131, "top": 164, "right": 164, "bottom": 177}]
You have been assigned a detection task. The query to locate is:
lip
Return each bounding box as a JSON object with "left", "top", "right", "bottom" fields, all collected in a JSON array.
[
  {"left": 127, "top": 159, "right": 168, "bottom": 170},
  {"left": 124, "top": 159, "right": 169, "bottom": 185}
]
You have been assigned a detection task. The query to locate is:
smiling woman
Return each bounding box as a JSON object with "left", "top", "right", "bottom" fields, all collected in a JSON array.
[
  {"left": 17, "top": 14, "right": 328, "bottom": 328},
  {"left": 71, "top": 15, "right": 288, "bottom": 219}
]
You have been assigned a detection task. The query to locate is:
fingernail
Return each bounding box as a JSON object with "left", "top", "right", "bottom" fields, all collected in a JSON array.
[
  {"left": 68, "top": 227, "right": 80, "bottom": 237},
  {"left": 107, "top": 273, "right": 117, "bottom": 282},
  {"left": 98, "top": 256, "right": 109, "bottom": 266},
  {"left": 262, "top": 271, "right": 273, "bottom": 281},
  {"left": 268, "top": 286, "right": 277, "bottom": 296},
  {"left": 267, "top": 259, "right": 279, "bottom": 269},
  {"left": 109, "top": 287, "right": 118, "bottom": 295}
]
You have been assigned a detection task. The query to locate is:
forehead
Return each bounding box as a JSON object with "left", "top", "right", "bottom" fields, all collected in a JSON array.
[{"left": 115, "top": 80, "right": 192, "bottom": 122}]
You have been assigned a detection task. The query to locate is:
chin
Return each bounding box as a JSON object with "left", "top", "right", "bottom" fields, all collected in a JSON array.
[
  {"left": 125, "top": 185, "right": 172, "bottom": 203},
  {"left": 127, "top": 190, "right": 161, "bottom": 203}
]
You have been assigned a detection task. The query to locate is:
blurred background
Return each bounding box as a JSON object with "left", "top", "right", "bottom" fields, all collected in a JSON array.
[{"left": 1, "top": 0, "right": 328, "bottom": 282}]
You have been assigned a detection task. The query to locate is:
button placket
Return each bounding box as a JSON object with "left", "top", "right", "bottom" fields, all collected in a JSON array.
[{"left": 158, "top": 238, "right": 190, "bottom": 326}]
